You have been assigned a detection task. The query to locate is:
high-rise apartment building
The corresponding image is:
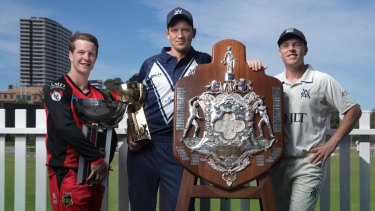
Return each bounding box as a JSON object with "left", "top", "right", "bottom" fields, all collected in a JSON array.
[{"left": 19, "top": 17, "right": 72, "bottom": 87}]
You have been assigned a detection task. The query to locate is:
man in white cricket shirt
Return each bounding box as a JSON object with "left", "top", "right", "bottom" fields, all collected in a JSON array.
[{"left": 248, "top": 28, "right": 362, "bottom": 211}]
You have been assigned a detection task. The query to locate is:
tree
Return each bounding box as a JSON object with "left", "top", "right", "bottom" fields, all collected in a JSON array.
[
  {"left": 103, "top": 74, "right": 139, "bottom": 99},
  {"left": 127, "top": 73, "right": 138, "bottom": 82},
  {"left": 103, "top": 77, "right": 124, "bottom": 98}
]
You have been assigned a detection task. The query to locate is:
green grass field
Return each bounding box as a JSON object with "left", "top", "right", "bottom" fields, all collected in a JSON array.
[{"left": 3, "top": 152, "right": 375, "bottom": 211}]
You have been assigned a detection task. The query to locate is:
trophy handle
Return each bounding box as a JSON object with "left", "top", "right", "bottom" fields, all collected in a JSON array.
[
  {"left": 138, "top": 83, "right": 148, "bottom": 104},
  {"left": 77, "top": 125, "right": 89, "bottom": 184},
  {"left": 101, "top": 126, "right": 112, "bottom": 186},
  {"left": 77, "top": 123, "right": 98, "bottom": 185}
]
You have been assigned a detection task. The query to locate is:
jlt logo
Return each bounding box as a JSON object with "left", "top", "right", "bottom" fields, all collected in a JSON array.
[{"left": 285, "top": 113, "right": 307, "bottom": 125}]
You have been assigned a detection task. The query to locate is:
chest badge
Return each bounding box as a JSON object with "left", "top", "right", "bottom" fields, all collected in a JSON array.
[
  {"left": 301, "top": 88, "right": 311, "bottom": 98},
  {"left": 50, "top": 90, "right": 63, "bottom": 101}
]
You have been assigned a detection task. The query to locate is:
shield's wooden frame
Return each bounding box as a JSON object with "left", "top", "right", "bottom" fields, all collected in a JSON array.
[{"left": 173, "top": 40, "right": 283, "bottom": 210}]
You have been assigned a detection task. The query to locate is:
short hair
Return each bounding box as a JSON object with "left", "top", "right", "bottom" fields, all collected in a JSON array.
[{"left": 69, "top": 32, "right": 99, "bottom": 55}]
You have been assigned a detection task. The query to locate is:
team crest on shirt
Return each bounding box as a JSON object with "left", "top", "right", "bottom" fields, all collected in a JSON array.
[
  {"left": 186, "top": 60, "right": 198, "bottom": 76},
  {"left": 301, "top": 88, "right": 310, "bottom": 98},
  {"left": 62, "top": 192, "right": 73, "bottom": 207},
  {"left": 187, "top": 68, "right": 195, "bottom": 76},
  {"left": 50, "top": 90, "right": 63, "bottom": 101}
]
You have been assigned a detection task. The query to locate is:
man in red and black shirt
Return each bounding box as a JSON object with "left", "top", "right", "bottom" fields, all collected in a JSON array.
[{"left": 44, "top": 32, "right": 115, "bottom": 211}]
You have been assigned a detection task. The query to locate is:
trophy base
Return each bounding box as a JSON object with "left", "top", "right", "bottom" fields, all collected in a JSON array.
[
  {"left": 129, "top": 107, "right": 152, "bottom": 142},
  {"left": 135, "top": 138, "right": 151, "bottom": 147}
]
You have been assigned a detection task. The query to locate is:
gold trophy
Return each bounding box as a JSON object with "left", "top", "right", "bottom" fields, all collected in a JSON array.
[{"left": 111, "top": 81, "right": 151, "bottom": 145}]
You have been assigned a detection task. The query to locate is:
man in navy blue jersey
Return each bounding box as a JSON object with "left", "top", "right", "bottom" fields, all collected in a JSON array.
[{"left": 126, "top": 7, "right": 211, "bottom": 211}]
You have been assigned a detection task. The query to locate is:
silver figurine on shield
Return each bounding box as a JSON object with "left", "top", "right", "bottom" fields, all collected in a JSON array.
[{"left": 221, "top": 46, "right": 237, "bottom": 92}]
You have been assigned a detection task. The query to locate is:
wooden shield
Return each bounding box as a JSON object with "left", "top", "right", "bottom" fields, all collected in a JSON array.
[{"left": 173, "top": 39, "right": 283, "bottom": 190}]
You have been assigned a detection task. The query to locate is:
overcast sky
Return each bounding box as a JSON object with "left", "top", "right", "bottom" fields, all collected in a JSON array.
[{"left": 0, "top": 0, "right": 374, "bottom": 110}]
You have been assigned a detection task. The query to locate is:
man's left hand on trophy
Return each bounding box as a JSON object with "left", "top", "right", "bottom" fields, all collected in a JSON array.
[{"left": 127, "top": 126, "right": 142, "bottom": 151}]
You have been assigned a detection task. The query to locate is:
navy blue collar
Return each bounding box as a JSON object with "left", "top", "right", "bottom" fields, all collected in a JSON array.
[{"left": 160, "top": 46, "right": 196, "bottom": 63}]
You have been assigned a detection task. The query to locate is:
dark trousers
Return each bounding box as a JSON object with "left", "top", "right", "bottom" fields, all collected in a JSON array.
[{"left": 127, "top": 137, "right": 194, "bottom": 211}]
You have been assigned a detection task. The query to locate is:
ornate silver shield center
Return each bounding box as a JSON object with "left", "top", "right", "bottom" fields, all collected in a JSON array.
[{"left": 181, "top": 77, "right": 277, "bottom": 186}]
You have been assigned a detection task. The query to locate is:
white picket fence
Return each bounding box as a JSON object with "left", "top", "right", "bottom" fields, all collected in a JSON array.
[{"left": 0, "top": 109, "right": 374, "bottom": 211}]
